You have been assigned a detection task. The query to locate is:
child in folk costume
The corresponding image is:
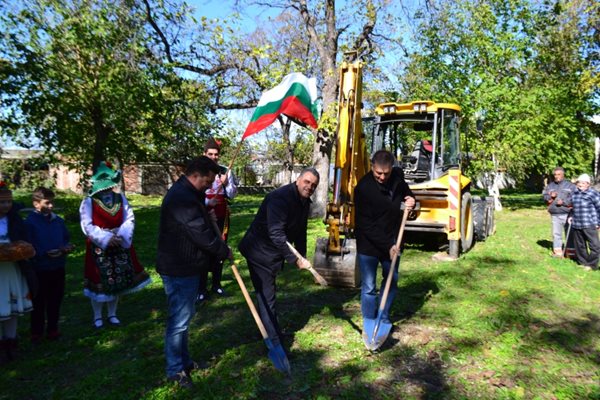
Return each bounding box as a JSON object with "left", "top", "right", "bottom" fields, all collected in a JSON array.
[
  {"left": 79, "top": 162, "right": 151, "bottom": 329},
  {"left": 0, "top": 182, "right": 36, "bottom": 362}
]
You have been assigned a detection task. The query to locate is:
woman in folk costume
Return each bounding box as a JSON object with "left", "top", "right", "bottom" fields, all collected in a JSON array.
[
  {"left": 79, "top": 162, "right": 151, "bottom": 329},
  {"left": 0, "top": 182, "right": 35, "bottom": 362}
]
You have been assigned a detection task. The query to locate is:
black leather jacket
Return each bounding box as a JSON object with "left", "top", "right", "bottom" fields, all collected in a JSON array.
[
  {"left": 238, "top": 182, "right": 310, "bottom": 270},
  {"left": 156, "top": 175, "right": 229, "bottom": 277},
  {"left": 355, "top": 168, "right": 414, "bottom": 260}
]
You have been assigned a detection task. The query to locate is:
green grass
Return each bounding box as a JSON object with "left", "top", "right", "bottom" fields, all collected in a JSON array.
[{"left": 2, "top": 192, "right": 599, "bottom": 399}]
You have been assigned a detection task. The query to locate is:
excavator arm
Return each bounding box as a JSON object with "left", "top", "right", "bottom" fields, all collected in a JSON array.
[{"left": 313, "top": 56, "right": 369, "bottom": 287}]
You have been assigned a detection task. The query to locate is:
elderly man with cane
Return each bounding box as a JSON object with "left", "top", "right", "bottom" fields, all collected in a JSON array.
[{"left": 543, "top": 166, "right": 576, "bottom": 258}]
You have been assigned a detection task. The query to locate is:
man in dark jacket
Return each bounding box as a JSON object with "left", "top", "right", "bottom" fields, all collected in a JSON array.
[
  {"left": 355, "top": 150, "right": 415, "bottom": 329},
  {"left": 156, "top": 156, "right": 231, "bottom": 388},
  {"left": 542, "top": 166, "right": 576, "bottom": 257},
  {"left": 238, "top": 167, "right": 319, "bottom": 351}
]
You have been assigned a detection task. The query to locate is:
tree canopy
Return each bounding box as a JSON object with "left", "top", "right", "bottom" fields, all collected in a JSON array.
[
  {"left": 0, "top": 0, "right": 214, "bottom": 173},
  {"left": 1, "top": 0, "right": 598, "bottom": 189},
  {"left": 399, "top": 0, "right": 599, "bottom": 181}
]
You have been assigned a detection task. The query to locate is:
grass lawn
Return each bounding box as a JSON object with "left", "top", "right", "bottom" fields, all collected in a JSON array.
[{"left": 2, "top": 192, "right": 599, "bottom": 399}]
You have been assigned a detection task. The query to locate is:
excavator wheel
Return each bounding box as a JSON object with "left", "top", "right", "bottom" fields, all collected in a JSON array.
[
  {"left": 447, "top": 192, "right": 474, "bottom": 259},
  {"left": 313, "top": 237, "right": 360, "bottom": 288},
  {"left": 460, "top": 192, "right": 474, "bottom": 252}
]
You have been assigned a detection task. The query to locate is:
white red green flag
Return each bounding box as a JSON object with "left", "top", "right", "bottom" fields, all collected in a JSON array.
[{"left": 242, "top": 73, "right": 319, "bottom": 140}]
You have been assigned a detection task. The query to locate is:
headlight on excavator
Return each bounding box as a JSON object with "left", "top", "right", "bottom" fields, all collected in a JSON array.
[{"left": 413, "top": 103, "right": 428, "bottom": 113}]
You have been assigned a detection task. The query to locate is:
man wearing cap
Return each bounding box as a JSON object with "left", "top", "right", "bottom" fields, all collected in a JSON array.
[
  {"left": 542, "top": 167, "right": 576, "bottom": 257},
  {"left": 196, "top": 137, "right": 238, "bottom": 302},
  {"left": 569, "top": 174, "right": 600, "bottom": 270}
]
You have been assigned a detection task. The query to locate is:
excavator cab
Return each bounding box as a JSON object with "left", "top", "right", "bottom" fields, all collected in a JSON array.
[
  {"left": 368, "top": 101, "right": 494, "bottom": 260},
  {"left": 371, "top": 101, "right": 462, "bottom": 183}
]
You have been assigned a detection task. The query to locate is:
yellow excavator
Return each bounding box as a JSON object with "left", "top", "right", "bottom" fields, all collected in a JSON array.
[{"left": 312, "top": 58, "right": 495, "bottom": 287}]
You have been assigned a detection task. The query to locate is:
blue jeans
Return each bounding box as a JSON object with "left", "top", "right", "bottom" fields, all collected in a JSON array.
[
  {"left": 358, "top": 253, "right": 400, "bottom": 324},
  {"left": 161, "top": 274, "right": 200, "bottom": 377}
]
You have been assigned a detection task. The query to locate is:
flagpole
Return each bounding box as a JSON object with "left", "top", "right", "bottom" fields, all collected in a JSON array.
[{"left": 225, "top": 139, "right": 245, "bottom": 175}]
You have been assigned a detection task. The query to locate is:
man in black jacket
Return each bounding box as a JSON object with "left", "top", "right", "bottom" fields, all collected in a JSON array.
[
  {"left": 156, "top": 156, "right": 232, "bottom": 388},
  {"left": 355, "top": 150, "right": 415, "bottom": 329},
  {"left": 238, "top": 167, "right": 319, "bottom": 351}
]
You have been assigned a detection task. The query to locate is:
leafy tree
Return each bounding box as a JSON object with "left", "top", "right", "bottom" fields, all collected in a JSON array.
[
  {"left": 144, "top": 2, "right": 322, "bottom": 185},
  {"left": 0, "top": 0, "right": 214, "bottom": 174},
  {"left": 399, "top": 0, "right": 599, "bottom": 184}
]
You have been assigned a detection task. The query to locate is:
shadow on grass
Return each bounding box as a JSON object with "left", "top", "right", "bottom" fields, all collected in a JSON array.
[{"left": 536, "top": 239, "right": 553, "bottom": 251}]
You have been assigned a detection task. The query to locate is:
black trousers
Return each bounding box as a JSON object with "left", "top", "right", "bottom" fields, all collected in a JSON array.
[
  {"left": 199, "top": 217, "right": 226, "bottom": 293},
  {"left": 30, "top": 268, "right": 65, "bottom": 336},
  {"left": 247, "top": 258, "right": 283, "bottom": 346},
  {"left": 572, "top": 227, "right": 600, "bottom": 269}
]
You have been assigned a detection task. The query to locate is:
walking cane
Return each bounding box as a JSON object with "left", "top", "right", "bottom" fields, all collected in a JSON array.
[{"left": 562, "top": 222, "right": 572, "bottom": 258}]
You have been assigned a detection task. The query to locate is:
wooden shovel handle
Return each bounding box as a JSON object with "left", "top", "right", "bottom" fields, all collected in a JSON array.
[
  {"left": 230, "top": 263, "right": 270, "bottom": 340},
  {"left": 378, "top": 206, "right": 412, "bottom": 313},
  {"left": 286, "top": 241, "right": 328, "bottom": 285}
]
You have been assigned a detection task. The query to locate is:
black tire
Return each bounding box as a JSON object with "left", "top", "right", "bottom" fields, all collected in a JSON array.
[
  {"left": 485, "top": 197, "right": 496, "bottom": 237},
  {"left": 473, "top": 197, "right": 487, "bottom": 241},
  {"left": 460, "top": 192, "right": 474, "bottom": 252}
]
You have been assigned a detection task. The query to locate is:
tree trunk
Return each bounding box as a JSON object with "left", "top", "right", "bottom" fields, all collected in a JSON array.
[
  {"left": 90, "top": 103, "right": 109, "bottom": 171},
  {"left": 310, "top": 69, "right": 338, "bottom": 218}
]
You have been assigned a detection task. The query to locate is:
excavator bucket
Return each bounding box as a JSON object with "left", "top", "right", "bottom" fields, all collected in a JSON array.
[{"left": 312, "top": 238, "right": 360, "bottom": 288}]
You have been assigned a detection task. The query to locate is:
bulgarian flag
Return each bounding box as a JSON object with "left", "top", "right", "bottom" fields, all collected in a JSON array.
[{"left": 242, "top": 73, "right": 319, "bottom": 139}]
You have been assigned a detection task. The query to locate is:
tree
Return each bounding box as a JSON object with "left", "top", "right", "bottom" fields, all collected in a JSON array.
[
  {"left": 0, "top": 0, "right": 214, "bottom": 174},
  {"left": 399, "top": 0, "right": 599, "bottom": 185},
  {"left": 144, "top": 2, "right": 321, "bottom": 183},
  {"left": 235, "top": 0, "right": 405, "bottom": 216}
]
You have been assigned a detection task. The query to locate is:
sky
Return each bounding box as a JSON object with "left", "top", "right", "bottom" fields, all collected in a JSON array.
[{"left": 186, "top": 0, "right": 279, "bottom": 31}]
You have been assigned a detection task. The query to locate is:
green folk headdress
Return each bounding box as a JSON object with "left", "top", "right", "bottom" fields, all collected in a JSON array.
[{"left": 88, "top": 161, "right": 121, "bottom": 197}]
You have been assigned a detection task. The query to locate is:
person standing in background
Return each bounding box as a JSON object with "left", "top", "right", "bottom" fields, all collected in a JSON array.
[
  {"left": 197, "top": 137, "right": 238, "bottom": 302},
  {"left": 542, "top": 167, "right": 576, "bottom": 258}
]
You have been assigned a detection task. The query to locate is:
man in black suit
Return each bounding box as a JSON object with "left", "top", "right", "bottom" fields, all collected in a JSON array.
[{"left": 238, "top": 167, "right": 319, "bottom": 349}]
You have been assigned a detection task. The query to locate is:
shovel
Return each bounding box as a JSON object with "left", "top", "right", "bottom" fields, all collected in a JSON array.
[
  {"left": 230, "top": 262, "right": 291, "bottom": 375},
  {"left": 286, "top": 241, "right": 328, "bottom": 286},
  {"left": 363, "top": 205, "right": 412, "bottom": 351}
]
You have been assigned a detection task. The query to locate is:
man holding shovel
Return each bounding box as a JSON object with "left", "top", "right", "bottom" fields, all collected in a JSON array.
[
  {"left": 238, "top": 168, "right": 319, "bottom": 357},
  {"left": 355, "top": 150, "right": 415, "bottom": 349}
]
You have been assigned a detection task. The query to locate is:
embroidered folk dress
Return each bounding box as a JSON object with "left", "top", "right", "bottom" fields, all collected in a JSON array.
[
  {"left": 0, "top": 216, "right": 33, "bottom": 320},
  {"left": 79, "top": 192, "right": 151, "bottom": 302}
]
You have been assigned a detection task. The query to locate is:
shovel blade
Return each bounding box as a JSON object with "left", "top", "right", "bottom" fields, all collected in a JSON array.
[
  {"left": 362, "top": 318, "right": 376, "bottom": 350},
  {"left": 372, "top": 320, "right": 392, "bottom": 350},
  {"left": 264, "top": 338, "right": 291, "bottom": 375},
  {"left": 363, "top": 316, "right": 393, "bottom": 351}
]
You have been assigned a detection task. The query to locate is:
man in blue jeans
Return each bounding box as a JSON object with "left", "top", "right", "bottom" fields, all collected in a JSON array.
[
  {"left": 156, "top": 157, "right": 232, "bottom": 388},
  {"left": 354, "top": 150, "right": 415, "bottom": 333}
]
